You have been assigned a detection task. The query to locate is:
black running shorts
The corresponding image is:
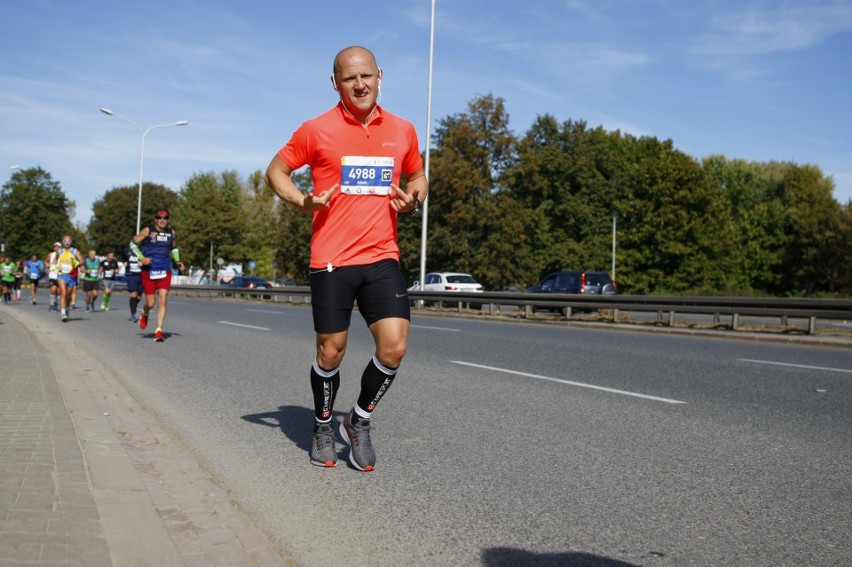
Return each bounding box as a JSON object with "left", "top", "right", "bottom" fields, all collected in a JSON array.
[
  {"left": 310, "top": 259, "right": 410, "bottom": 334},
  {"left": 125, "top": 275, "right": 143, "bottom": 295}
]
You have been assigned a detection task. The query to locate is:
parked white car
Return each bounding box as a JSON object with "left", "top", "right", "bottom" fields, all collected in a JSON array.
[
  {"left": 409, "top": 272, "right": 484, "bottom": 308},
  {"left": 409, "top": 272, "right": 484, "bottom": 293}
]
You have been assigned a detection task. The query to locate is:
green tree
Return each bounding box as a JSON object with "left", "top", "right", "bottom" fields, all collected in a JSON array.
[
  {"left": 421, "top": 93, "right": 518, "bottom": 289},
  {"left": 88, "top": 183, "right": 178, "bottom": 256},
  {"left": 0, "top": 167, "right": 82, "bottom": 259},
  {"left": 242, "top": 170, "right": 278, "bottom": 280},
  {"left": 702, "top": 156, "right": 785, "bottom": 293},
  {"left": 826, "top": 202, "right": 852, "bottom": 294},
  {"left": 272, "top": 169, "right": 313, "bottom": 284},
  {"left": 419, "top": 96, "right": 851, "bottom": 297},
  {"left": 176, "top": 171, "right": 247, "bottom": 271},
  {"left": 617, "top": 137, "right": 731, "bottom": 295},
  {"left": 506, "top": 116, "right": 635, "bottom": 285},
  {"left": 771, "top": 162, "right": 844, "bottom": 295}
]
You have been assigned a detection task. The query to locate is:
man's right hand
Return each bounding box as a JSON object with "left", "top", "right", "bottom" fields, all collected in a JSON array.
[{"left": 302, "top": 185, "right": 337, "bottom": 211}]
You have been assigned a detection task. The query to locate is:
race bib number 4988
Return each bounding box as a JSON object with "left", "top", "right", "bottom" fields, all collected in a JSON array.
[{"left": 340, "top": 156, "right": 394, "bottom": 195}]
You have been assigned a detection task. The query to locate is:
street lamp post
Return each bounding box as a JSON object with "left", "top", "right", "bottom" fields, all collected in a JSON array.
[
  {"left": 418, "top": 0, "right": 437, "bottom": 292},
  {"left": 611, "top": 210, "right": 618, "bottom": 281},
  {"left": 100, "top": 108, "right": 188, "bottom": 234}
]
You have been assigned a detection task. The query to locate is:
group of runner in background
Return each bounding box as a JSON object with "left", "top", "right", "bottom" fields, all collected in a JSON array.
[
  {"left": 1, "top": 209, "right": 181, "bottom": 342},
  {"left": 3, "top": 238, "right": 129, "bottom": 321}
]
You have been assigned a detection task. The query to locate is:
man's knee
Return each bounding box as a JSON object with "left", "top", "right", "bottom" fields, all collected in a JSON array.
[
  {"left": 317, "top": 347, "right": 344, "bottom": 368},
  {"left": 376, "top": 340, "right": 407, "bottom": 368},
  {"left": 316, "top": 335, "right": 347, "bottom": 368}
]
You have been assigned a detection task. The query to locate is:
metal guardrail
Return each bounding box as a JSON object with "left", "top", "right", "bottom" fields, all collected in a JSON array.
[{"left": 169, "top": 285, "right": 852, "bottom": 335}]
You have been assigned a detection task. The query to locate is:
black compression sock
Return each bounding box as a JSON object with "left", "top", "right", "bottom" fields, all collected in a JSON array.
[
  {"left": 356, "top": 356, "right": 398, "bottom": 414},
  {"left": 310, "top": 362, "right": 340, "bottom": 422}
]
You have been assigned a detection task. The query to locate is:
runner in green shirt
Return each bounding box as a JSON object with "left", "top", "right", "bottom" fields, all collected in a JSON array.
[
  {"left": 0, "top": 257, "right": 15, "bottom": 304},
  {"left": 81, "top": 249, "right": 103, "bottom": 312}
]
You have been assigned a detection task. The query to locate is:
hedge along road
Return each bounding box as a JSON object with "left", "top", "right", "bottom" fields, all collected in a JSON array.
[{"left": 13, "top": 295, "right": 851, "bottom": 567}]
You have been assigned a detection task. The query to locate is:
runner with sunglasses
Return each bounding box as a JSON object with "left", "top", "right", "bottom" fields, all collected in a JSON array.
[{"left": 129, "top": 209, "right": 185, "bottom": 342}]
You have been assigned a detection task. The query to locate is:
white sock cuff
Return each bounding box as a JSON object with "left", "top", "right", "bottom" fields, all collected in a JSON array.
[
  {"left": 312, "top": 361, "right": 339, "bottom": 378},
  {"left": 371, "top": 355, "right": 398, "bottom": 376}
]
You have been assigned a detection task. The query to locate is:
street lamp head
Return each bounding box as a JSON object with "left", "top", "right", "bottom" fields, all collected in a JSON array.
[{"left": 99, "top": 107, "right": 188, "bottom": 234}]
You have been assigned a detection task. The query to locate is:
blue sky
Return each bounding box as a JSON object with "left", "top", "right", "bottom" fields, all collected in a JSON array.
[{"left": 2, "top": 0, "right": 851, "bottom": 225}]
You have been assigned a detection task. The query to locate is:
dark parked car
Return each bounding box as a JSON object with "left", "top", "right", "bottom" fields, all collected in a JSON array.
[
  {"left": 581, "top": 271, "right": 619, "bottom": 295},
  {"left": 526, "top": 271, "right": 618, "bottom": 295},
  {"left": 221, "top": 276, "right": 272, "bottom": 289},
  {"left": 526, "top": 271, "right": 618, "bottom": 313}
]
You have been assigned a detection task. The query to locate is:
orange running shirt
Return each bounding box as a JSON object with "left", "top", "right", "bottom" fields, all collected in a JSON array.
[{"left": 278, "top": 103, "right": 423, "bottom": 269}]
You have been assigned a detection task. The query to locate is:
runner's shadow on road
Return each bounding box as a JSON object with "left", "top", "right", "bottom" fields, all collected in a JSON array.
[
  {"left": 482, "top": 548, "right": 641, "bottom": 566},
  {"left": 242, "top": 405, "right": 342, "bottom": 452},
  {"left": 136, "top": 332, "right": 183, "bottom": 340}
]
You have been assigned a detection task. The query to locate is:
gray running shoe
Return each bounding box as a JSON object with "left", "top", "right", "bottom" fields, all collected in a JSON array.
[
  {"left": 339, "top": 412, "right": 376, "bottom": 471},
  {"left": 310, "top": 423, "right": 337, "bottom": 467}
]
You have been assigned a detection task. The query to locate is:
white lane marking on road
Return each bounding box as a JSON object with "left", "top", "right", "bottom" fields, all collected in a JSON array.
[
  {"left": 218, "top": 321, "right": 272, "bottom": 331},
  {"left": 451, "top": 361, "right": 687, "bottom": 404},
  {"left": 245, "top": 309, "right": 281, "bottom": 314},
  {"left": 411, "top": 324, "right": 460, "bottom": 332},
  {"left": 738, "top": 359, "right": 852, "bottom": 374}
]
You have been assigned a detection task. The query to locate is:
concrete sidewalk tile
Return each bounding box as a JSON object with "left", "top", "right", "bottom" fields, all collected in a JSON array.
[
  {"left": 3, "top": 307, "right": 295, "bottom": 566},
  {"left": 96, "top": 490, "right": 184, "bottom": 566}
]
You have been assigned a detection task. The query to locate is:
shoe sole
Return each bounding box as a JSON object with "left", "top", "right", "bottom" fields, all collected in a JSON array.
[{"left": 338, "top": 420, "right": 375, "bottom": 472}]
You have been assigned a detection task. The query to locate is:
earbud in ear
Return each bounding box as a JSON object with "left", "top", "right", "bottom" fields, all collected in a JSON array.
[{"left": 331, "top": 75, "right": 339, "bottom": 92}]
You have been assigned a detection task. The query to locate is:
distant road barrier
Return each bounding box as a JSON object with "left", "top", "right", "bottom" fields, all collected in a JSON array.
[{"left": 169, "top": 285, "right": 852, "bottom": 336}]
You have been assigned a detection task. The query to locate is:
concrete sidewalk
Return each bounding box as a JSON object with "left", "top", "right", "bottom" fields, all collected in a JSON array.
[{"left": 0, "top": 308, "right": 294, "bottom": 567}]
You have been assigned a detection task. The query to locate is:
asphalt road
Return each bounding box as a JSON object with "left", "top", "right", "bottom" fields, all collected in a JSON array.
[{"left": 18, "top": 296, "right": 852, "bottom": 566}]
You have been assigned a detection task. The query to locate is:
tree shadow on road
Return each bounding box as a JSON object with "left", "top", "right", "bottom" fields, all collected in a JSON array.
[{"left": 242, "top": 405, "right": 344, "bottom": 453}]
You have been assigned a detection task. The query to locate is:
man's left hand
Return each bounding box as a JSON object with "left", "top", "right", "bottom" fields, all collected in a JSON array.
[{"left": 391, "top": 185, "right": 420, "bottom": 214}]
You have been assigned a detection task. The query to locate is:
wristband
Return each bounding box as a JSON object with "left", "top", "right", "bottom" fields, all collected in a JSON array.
[{"left": 129, "top": 241, "right": 145, "bottom": 260}]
